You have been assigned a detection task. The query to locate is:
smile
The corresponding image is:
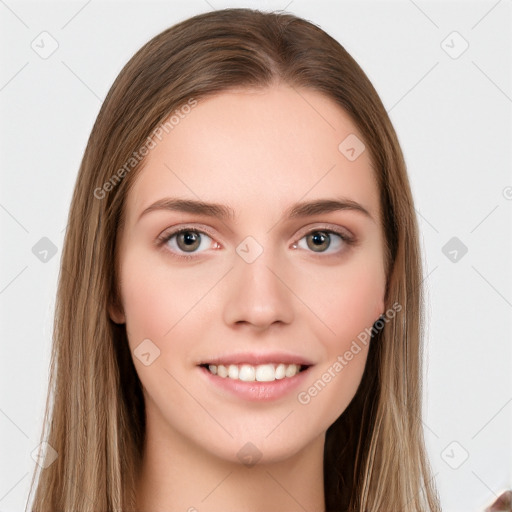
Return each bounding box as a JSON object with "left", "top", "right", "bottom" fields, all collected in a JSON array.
[
  {"left": 203, "top": 363, "right": 308, "bottom": 382},
  {"left": 198, "top": 352, "right": 314, "bottom": 401}
]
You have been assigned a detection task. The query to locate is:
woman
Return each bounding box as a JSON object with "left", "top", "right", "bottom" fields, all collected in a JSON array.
[{"left": 28, "top": 8, "right": 441, "bottom": 511}]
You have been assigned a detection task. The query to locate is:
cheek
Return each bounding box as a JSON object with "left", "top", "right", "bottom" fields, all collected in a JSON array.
[
  {"left": 118, "top": 250, "right": 207, "bottom": 414},
  {"left": 119, "top": 247, "right": 219, "bottom": 347},
  {"left": 121, "top": 265, "right": 172, "bottom": 345},
  {"left": 327, "top": 272, "right": 383, "bottom": 343},
  {"left": 294, "top": 253, "right": 385, "bottom": 351},
  {"left": 292, "top": 252, "right": 384, "bottom": 421},
  {"left": 295, "top": 277, "right": 379, "bottom": 432}
]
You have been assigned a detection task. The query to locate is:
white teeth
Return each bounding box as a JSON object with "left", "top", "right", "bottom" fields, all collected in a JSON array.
[
  {"left": 238, "top": 364, "right": 255, "bottom": 382},
  {"left": 255, "top": 364, "right": 275, "bottom": 382},
  {"left": 285, "top": 364, "right": 298, "bottom": 378},
  {"left": 206, "top": 363, "right": 303, "bottom": 381},
  {"left": 275, "top": 363, "right": 286, "bottom": 380},
  {"left": 217, "top": 365, "right": 228, "bottom": 378},
  {"left": 228, "top": 364, "right": 239, "bottom": 379}
]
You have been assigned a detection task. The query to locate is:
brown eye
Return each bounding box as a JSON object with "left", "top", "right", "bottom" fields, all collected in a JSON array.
[
  {"left": 162, "top": 229, "right": 215, "bottom": 255},
  {"left": 306, "top": 231, "right": 331, "bottom": 252},
  {"left": 176, "top": 231, "right": 202, "bottom": 252},
  {"left": 296, "top": 229, "right": 349, "bottom": 255}
]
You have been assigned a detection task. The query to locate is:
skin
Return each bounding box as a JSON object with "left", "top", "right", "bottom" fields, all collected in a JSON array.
[{"left": 109, "top": 83, "right": 386, "bottom": 512}]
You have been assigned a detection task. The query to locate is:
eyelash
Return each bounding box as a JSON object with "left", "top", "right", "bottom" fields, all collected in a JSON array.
[{"left": 156, "top": 225, "right": 355, "bottom": 261}]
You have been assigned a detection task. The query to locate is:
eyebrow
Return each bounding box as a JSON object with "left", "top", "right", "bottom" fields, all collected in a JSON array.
[{"left": 137, "top": 197, "right": 374, "bottom": 223}]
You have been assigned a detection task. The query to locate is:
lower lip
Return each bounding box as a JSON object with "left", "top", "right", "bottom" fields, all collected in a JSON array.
[{"left": 198, "top": 366, "right": 311, "bottom": 402}]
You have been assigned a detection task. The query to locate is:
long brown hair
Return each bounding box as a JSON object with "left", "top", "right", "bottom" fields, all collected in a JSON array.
[{"left": 28, "top": 8, "right": 441, "bottom": 511}]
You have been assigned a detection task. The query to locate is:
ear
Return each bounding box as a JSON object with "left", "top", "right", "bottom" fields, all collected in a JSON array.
[{"left": 108, "top": 300, "right": 126, "bottom": 324}]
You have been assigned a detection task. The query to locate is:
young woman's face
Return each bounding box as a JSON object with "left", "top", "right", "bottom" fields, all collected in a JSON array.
[{"left": 110, "top": 84, "right": 386, "bottom": 464}]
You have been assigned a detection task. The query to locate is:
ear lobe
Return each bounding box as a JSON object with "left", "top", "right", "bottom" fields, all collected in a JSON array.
[{"left": 108, "top": 301, "right": 126, "bottom": 324}]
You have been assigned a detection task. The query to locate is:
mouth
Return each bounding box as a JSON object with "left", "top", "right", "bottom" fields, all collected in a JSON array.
[
  {"left": 197, "top": 352, "right": 314, "bottom": 401},
  {"left": 200, "top": 362, "right": 311, "bottom": 382}
]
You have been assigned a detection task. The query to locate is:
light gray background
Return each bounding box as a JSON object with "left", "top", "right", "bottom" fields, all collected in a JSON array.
[{"left": 1, "top": 1, "right": 511, "bottom": 511}]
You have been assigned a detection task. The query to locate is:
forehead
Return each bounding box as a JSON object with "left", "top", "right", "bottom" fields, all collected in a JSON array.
[{"left": 124, "top": 84, "right": 379, "bottom": 223}]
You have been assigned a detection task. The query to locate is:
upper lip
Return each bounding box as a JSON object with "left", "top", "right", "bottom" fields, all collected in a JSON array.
[{"left": 198, "top": 352, "right": 314, "bottom": 367}]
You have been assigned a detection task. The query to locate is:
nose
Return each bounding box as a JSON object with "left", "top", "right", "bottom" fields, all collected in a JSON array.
[{"left": 222, "top": 248, "right": 295, "bottom": 331}]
